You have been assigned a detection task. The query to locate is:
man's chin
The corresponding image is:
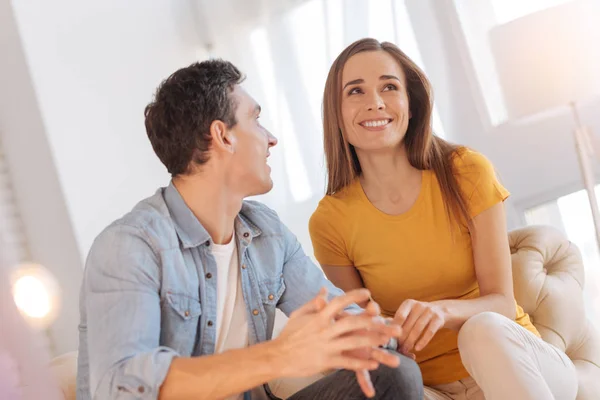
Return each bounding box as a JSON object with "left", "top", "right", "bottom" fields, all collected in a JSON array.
[{"left": 245, "top": 179, "right": 274, "bottom": 198}]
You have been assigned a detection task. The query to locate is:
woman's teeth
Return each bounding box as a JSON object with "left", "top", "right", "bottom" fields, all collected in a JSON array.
[{"left": 362, "top": 119, "right": 390, "bottom": 127}]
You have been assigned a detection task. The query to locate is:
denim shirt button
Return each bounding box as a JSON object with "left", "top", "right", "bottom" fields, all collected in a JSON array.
[
  {"left": 205, "top": 241, "right": 210, "bottom": 247},
  {"left": 252, "top": 309, "right": 259, "bottom": 316},
  {"left": 241, "top": 264, "right": 247, "bottom": 269},
  {"left": 205, "top": 273, "right": 212, "bottom": 279},
  {"left": 243, "top": 232, "right": 250, "bottom": 238},
  {"left": 268, "top": 294, "right": 274, "bottom": 300},
  {"left": 184, "top": 310, "right": 190, "bottom": 317},
  {"left": 207, "top": 320, "right": 213, "bottom": 326}
]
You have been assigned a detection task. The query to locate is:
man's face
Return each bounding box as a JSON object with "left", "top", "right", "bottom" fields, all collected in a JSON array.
[{"left": 227, "top": 85, "right": 278, "bottom": 197}]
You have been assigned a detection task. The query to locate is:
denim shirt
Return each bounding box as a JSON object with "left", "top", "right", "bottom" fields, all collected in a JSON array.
[{"left": 76, "top": 183, "right": 354, "bottom": 400}]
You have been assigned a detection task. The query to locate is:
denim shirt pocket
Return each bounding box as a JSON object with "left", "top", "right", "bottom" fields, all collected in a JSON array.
[
  {"left": 162, "top": 292, "right": 202, "bottom": 355},
  {"left": 259, "top": 276, "right": 286, "bottom": 338}
]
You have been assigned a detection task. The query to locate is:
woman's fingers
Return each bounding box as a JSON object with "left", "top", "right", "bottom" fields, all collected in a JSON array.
[
  {"left": 415, "top": 317, "right": 444, "bottom": 352},
  {"left": 397, "top": 302, "right": 426, "bottom": 345},
  {"left": 402, "top": 309, "right": 433, "bottom": 352}
]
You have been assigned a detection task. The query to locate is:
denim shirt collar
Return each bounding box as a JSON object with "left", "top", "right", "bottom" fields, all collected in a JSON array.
[{"left": 164, "top": 181, "right": 261, "bottom": 249}]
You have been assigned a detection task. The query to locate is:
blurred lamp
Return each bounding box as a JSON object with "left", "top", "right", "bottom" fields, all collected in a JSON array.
[
  {"left": 11, "top": 263, "right": 60, "bottom": 331},
  {"left": 490, "top": 0, "right": 600, "bottom": 249}
]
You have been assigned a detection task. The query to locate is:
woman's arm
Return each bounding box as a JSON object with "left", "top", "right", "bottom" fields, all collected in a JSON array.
[
  {"left": 395, "top": 202, "right": 516, "bottom": 353},
  {"left": 321, "top": 265, "right": 368, "bottom": 307},
  {"left": 432, "top": 201, "right": 516, "bottom": 329}
]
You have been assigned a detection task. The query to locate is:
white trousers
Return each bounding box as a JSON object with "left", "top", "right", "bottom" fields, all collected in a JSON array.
[{"left": 424, "top": 312, "right": 578, "bottom": 400}]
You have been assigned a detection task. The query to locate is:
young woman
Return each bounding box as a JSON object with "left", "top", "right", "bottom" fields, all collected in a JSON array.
[{"left": 309, "top": 38, "right": 577, "bottom": 400}]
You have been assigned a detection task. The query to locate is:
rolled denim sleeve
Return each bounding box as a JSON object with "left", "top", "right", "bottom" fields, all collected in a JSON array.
[
  {"left": 83, "top": 224, "right": 178, "bottom": 399},
  {"left": 276, "top": 220, "right": 361, "bottom": 315}
]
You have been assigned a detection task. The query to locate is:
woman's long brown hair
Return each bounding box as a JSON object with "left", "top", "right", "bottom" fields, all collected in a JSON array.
[{"left": 322, "top": 38, "right": 470, "bottom": 227}]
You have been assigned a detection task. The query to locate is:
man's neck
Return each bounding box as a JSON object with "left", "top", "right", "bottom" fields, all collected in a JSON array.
[{"left": 172, "top": 172, "right": 243, "bottom": 245}]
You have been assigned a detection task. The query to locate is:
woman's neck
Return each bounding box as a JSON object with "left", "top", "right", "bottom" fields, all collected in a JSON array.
[{"left": 356, "top": 145, "right": 422, "bottom": 213}]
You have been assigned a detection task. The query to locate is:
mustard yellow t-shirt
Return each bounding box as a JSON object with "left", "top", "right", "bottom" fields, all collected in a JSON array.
[{"left": 309, "top": 149, "right": 540, "bottom": 386}]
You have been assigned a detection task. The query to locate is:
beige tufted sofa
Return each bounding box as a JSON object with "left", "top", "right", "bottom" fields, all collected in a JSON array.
[
  {"left": 509, "top": 225, "right": 600, "bottom": 399},
  {"left": 51, "top": 226, "right": 600, "bottom": 399}
]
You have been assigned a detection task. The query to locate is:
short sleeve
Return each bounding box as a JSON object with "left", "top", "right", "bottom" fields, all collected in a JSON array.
[
  {"left": 453, "top": 149, "right": 510, "bottom": 218},
  {"left": 308, "top": 201, "right": 353, "bottom": 266}
]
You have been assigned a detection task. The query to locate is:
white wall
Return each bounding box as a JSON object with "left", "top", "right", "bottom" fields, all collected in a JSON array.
[
  {"left": 10, "top": 0, "right": 203, "bottom": 259},
  {"left": 1, "top": 0, "right": 204, "bottom": 354}
]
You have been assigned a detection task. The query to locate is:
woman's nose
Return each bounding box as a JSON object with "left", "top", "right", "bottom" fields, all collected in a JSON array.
[{"left": 366, "top": 93, "right": 385, "bottom": 111}]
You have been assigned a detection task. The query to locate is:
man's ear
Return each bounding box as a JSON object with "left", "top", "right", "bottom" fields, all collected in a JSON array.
[{"left": 210, "top": 120, "right": 236, "bottom": 154}]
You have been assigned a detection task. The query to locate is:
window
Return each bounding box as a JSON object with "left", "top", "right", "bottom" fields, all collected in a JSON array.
[
  {"left": 248, "top": 0, "right": 448, "bottom": 206},
  {"left": 490, "top": 0, "right": 572, "bottom": 24},
  {"left": 525, "top": 185, "right": 600, "bottom": 322},
  {"left": 454, "top": 0, "right": 573, "bottom": 125}
]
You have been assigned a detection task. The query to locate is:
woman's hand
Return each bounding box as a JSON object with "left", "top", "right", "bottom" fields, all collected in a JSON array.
[{"left": 393, "top": 299, "right": 446, "bottom": 354}]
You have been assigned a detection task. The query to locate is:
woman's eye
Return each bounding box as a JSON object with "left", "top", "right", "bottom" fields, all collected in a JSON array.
[
  {"left": 383, "top": 83, "right": 397, "bottom": 91},
  {"left": 348, "top": 87, "right": 362, "bottom": 95}
]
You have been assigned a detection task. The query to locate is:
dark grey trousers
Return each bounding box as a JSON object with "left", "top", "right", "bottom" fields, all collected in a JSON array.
[{"left": 285, "top": 353, "right": 423, "bottom": 400}]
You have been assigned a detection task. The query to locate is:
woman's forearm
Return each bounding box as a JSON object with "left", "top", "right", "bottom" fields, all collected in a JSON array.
[{"left": 433, "top": 293, "right": 516, "bottom": 331}]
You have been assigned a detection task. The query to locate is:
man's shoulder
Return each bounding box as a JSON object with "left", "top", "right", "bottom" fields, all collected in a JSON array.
[{"left": 94, "top": 188, "right": 179, "bottom": 253}]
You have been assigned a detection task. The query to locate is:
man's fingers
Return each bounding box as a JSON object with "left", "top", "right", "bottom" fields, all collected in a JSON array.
[
  {"left": 322, "top": 289, "right": 371, "bottom": 319},
  {"left": 369, "top": 348, "right": 401, "bottom": 368},
  {"left": 363, "top": 298, "right": 380, "bottom": 316},
  {"left": 332, "top": 333, "right": 391, "bottom": 352},
  {"left": 331, "top": 356, "right": 379, "bottom": 372},
  {"left": 290, "top": 287, "right": 328, "bottom": 318},
  {"left": 356, "top": 369, "right": 375, "bottom": 398},
  {"left": 327, "top": 315, "right": 401, "bottom": 339}
]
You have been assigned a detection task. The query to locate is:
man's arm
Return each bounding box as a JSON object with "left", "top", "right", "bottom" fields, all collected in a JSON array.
[
  {"left": 85, "top": 224, "right": 177, "bottom": 399},
  {"left": 85, "top": 225, "right": 398, "bottom": 400},
  {"left": 276, "top": 220, "right": 362, "bottom": 315}
]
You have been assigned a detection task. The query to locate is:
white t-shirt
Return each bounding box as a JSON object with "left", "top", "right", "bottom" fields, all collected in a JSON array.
[{"left": 210, "top": 237, "right": 249, "bottom": 400}]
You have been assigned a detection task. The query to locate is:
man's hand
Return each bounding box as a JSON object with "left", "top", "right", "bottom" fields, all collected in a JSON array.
[
  {"left": 394, "top": 299, "right": 445, "bottom": 354},
  {"left": 338, "top": 300, "right": 402, "bottom": 398},
  {"left": 271, "top": 288, "right": 402, "bottom": 385}
]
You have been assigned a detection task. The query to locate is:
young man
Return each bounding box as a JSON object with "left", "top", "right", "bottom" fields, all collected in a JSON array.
[{"left": 76, "top": 59, "right": 423, "bottom": 400}]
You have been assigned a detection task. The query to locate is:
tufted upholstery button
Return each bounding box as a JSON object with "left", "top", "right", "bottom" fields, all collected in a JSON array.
[
  {"left": 138, "top": 386, "right": 145, "bottom": 394},
  {"left": 508, "top": 225, "right": 600, "bottom": 398}
]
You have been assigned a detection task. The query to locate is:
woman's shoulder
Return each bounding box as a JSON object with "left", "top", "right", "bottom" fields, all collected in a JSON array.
[
  {"left": 451, "top": 147, "right": 495, "bottom": 171},
  {"left": 311, "top": 180, "right": 363, "bottom": 223}
]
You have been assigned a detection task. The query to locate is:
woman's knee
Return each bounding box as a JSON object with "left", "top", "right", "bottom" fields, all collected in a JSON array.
[{"left": 458, "top": 312, "right": 513, "bottom": 358}]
